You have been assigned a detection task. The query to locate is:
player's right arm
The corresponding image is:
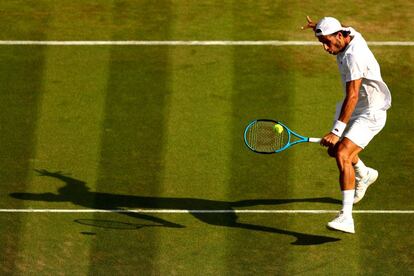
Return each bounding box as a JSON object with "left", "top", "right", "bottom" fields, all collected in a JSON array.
[
  {"left": 320, "top": 79, "right": 361, "bottom": 148},
  {"left": 337, "top": 79, "right": 361, "bottom": 124}
]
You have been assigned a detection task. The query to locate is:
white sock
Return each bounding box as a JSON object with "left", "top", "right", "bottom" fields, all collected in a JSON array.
[
  {"left": 354, "top": 159, "right": 368, "bottom": 178},
  {"left": 341, "top": 190, "right": 355, "bottom": 217}
]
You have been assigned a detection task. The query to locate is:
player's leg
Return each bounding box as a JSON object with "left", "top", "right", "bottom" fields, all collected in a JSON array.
[
  {"left": 353, "top": 155, "right": 372, "bottom": 179},
  {"left": 328, "top": 144, "right": 375, "bottom": 193},
  {"left": 327, "top": 138, "right": 362, "bottom": 234},
  {"left": 329, "top": 110, "right": 386, "bottom": 206},
  {"left": 328, "top": 146, "right": 372, "bottom": 188},
  {"left": 336, "top": 138, "right": 362, "bottom": 190},
  {"left": 347, "top": 111, "right": 387, "bottom": 203},
  {"left": 332, "top": 148, "right": 367, "bottom": 176},
  {"left": 329, "top": 145, "right": 365, "bottom": 170},
  {"left": 353, "top": 155, "right": 379, "bottom": 203}
]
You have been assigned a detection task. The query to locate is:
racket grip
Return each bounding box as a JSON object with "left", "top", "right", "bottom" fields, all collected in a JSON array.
[{"left": 308, "top": 137, "right": 322, "bottom": 143}]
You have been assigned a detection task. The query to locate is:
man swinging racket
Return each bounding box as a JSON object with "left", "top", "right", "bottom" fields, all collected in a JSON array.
[{"left": 303, "top": 16, "right": 391, "bottom": 233}]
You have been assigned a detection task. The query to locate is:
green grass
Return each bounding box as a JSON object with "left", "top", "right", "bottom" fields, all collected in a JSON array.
[{"left": 0, "top": 1, "right": 413, "bottom": 275}]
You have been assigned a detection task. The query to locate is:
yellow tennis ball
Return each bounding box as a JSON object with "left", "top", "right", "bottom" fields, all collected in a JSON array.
[{"left": 273, "top": 124, "right": 284, "bottom": 134}]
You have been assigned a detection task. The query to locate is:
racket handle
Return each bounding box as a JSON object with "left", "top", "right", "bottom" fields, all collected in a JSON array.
[{"left": 308, "top": 137, "right": 322, "bottom": 143}]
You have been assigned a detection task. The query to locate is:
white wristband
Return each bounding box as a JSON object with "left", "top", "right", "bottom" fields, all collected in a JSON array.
[{"left": 331, "top": 120, "right": 347, "bottom": 137}]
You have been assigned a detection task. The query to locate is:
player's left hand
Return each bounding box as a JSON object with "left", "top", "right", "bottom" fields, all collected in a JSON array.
[
  {"left": 301, "top": 16, "right": 316, "bottom": 31},
  {"left": 320, "top": 132, "right": 340, "bottom": 148}
]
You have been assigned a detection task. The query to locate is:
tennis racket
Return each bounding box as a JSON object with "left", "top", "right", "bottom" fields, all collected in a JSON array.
[{"left": 244, "top": 119, "right": 321, "bottom": 154}]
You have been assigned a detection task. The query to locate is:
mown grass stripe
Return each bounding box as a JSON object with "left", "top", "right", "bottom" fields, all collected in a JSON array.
[{"left": 15, "top": 46, "right": 110, "bottom": 275}]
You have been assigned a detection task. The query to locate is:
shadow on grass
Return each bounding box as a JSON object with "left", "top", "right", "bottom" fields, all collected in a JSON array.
[{"left": 10, "top": 169, "right": 342, "bottom": 245}]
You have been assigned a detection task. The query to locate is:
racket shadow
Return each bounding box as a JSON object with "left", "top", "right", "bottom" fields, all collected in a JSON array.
[
  {"left": 10, "top": 169, "right": 341, "bottom": 245},
  {"left": 73, "top": 217, "right": 181, "bottom": 230}
]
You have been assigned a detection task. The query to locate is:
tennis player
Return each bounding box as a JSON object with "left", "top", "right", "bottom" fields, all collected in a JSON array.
[{"left": 303, "top": 16, "right": 391, "bottom": 233}]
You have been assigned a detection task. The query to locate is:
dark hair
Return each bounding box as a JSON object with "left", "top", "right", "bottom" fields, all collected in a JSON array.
[{"left": 333, "top": 30, "right": 351, "bottom": 37}]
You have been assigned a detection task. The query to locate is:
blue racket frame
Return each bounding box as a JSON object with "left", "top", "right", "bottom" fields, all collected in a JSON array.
[{"left": 243, "top": 119, "right": 321, "bottom": 154}]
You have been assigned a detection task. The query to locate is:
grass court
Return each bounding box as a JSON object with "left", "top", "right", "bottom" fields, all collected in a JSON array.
[{"left": 0, "top": 1, "right": 413, "bottom": 275}]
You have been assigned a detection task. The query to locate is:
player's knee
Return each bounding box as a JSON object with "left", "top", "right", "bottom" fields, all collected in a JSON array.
[{"left": 335, "top": 147, "right": 352, "bottom": 165}]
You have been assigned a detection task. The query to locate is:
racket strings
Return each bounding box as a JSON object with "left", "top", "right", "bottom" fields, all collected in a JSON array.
[{"left": 246, "top": 121, "right": 289, "bottom": 152}]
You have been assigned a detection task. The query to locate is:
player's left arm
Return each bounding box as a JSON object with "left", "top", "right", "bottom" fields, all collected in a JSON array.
[
  {"left": 320, "top": 79, "right": 362, "bottom": 147},
  {"left": 301, "top": 16, "right": 317, "bottom": 31}
]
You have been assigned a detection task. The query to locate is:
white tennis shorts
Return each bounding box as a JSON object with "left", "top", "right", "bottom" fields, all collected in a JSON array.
[{"left": 334, "top": 104, "right": 387, "bottom": 149}]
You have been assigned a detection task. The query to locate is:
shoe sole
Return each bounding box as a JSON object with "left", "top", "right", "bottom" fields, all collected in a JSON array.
[
  {"left": 326, "top": 224, "right": 355, "bottom": 234},
  {"left": 353, "top": 170, "right": 378, "bottom": 204}
]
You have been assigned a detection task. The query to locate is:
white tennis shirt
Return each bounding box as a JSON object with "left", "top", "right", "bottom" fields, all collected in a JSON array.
[{"left": 336, "top": 28, "right": 392, "bottom": 114}]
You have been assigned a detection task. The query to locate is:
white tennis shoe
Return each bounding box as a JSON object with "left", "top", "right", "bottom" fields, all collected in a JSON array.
[
  {"left": 327, "top": 211, "right": 355, "bottom": 234},
  {"left": 354, "top": 168, "right": 378, "bottom": 204}
]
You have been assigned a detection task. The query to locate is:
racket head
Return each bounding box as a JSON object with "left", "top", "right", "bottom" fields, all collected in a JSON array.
[{"left": 244, "top": 119, "right": 291, "bottom": 153}]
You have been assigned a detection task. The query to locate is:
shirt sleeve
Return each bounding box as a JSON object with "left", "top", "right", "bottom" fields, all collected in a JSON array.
[{"left": 343, "top": 53, "right": 365, "bottom": 82}]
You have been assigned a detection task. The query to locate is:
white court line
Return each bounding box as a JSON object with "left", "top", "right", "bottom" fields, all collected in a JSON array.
[
  {"left": 0, "top": 40, "right": 413, "bottom": 46},
  {"left": 0, "top": 209, "right": 413, "bottom": 214}
]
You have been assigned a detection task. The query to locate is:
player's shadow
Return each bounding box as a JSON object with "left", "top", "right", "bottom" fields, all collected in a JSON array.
[{"left": 10, "top": 169, "right": 342, "bottom": 245}]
